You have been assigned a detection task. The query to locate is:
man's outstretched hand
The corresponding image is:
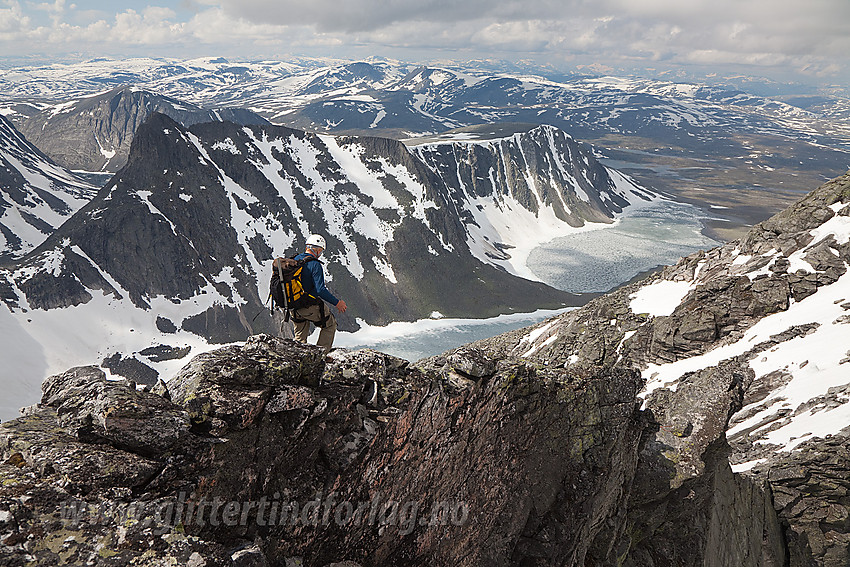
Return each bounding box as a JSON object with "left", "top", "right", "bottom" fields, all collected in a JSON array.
[{"left": 336, "top": 299, "right": 348, "bottom": 313}]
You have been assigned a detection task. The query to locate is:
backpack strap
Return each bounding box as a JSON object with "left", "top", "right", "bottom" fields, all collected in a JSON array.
[
  {"left": 275, "top": 257, "right": 290, "bottom": 322},
  {"left": 316, "top": 300, "right": 331, "bottom": 329}
]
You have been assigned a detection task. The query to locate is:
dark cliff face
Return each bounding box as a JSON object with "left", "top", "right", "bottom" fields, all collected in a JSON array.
[
  {"left": 18, "top": 87, "right": 270, "bottom": 172},
  {"left": 0, "top": 116, "right": 97, "bottom": 263},
  {"left": 411, "top": 125, "right": 633, "bottom": 230},
  {"left": 0, "top": 335, "right": 647, "bottom": 567}
]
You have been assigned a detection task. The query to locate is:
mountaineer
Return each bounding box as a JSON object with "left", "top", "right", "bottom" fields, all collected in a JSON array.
[{"left": 271, "top": 234, "right": 347, "bottom": 351}]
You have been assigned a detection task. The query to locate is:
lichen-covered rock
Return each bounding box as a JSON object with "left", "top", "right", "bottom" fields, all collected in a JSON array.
[
  {"left": 641, "top": 361, "right": 747, "bottom": 489},
  {"left": 40, "top": 366, "right": 190, "bottom": 457},
  {"left": 418, "top": 346, "right": 501, "bottom": 392},
  {"left": 306, "top": 362, "right": 646, "bottom": 567},
  {"left": 0, "top": 409, "right": 163, "bottom": 494},
  {"left": 166, "top": 334, "right": 326, "bottom": 435},
  {"left": 322, "top": 348, "right": 427, "bottom": 411}
]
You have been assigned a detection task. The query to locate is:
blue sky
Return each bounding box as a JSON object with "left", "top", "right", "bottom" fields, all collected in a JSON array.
[{"left": 3, "top": 0, "right": 850, "bottom": 88}]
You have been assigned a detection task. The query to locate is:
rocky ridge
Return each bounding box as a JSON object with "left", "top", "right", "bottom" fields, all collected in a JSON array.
[
  {"left": 0, "top": 335, "right": 645, "bottom": 566},
  {"left": 462, "top": 170, "right": 850, "bottom": 565},
  {"left": 1, "top": 173, "right": 849, "bottom": 565}
]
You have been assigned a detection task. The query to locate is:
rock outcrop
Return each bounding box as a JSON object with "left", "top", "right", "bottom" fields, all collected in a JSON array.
[{"left": 0, "top": 335, "right": 647, "bottom": 566}]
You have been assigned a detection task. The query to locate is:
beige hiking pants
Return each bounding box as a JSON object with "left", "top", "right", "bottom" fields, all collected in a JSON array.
[{"left": 293, "top": 303, "right": 337, "bottom": 351}]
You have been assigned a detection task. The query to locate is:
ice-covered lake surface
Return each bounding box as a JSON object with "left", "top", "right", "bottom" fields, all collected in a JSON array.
[
  {"left": 527, "top": 199, "right": 719, "bottom": 293},
  {"left": 338, "top": 198, "right": 719, "bottom": 361}
]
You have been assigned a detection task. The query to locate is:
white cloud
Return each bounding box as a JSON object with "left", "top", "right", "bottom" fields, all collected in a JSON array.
[
  {"left": 105, "top": 8, "right": 183, "bottom": 44},
  {"left": 0, "top": 0, "right": 29, "bottom": 34},
  {"left": 213, "top": 0, "right": 559, "bottom": 32},
  {"left": 34, "top": 0, "right": 67, "bottom": 26},
  {"left": 185, "top": 7, "right": 333, "bottom": 47}
]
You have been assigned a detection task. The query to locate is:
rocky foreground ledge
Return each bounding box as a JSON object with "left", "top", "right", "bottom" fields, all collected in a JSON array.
[{"left": 0, "top": 335, "right": 645, "bottom": 566}]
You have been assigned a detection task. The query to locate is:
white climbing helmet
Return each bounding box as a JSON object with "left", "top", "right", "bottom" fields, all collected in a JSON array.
[{"left": 306, "top": 234, "right": 326, "bottom": 250}]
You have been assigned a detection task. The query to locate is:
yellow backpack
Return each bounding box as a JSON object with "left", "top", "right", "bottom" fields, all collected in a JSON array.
[{"left": 269, "top": 255, "right": 320, "bottom": 312}]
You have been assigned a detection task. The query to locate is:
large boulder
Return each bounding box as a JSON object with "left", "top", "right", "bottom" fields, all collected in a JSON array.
[{"left": 40, "top": 365, "right": 190, "bottom": 456}]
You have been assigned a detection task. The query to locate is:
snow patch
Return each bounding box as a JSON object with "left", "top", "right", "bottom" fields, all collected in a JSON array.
[
  {"left": 519, "top": 320, "right": 555, "bottom": 346},
  {"left": 369, "top": 110, "right": 386, "bottom": 128},
  {"left": 730, "top": 459, "right": 767, "bottom": 473},
  {"left": 372, "top": 255, "right": 397, "bottom": 283},
  {"left": 629, "top": 280, "right": 693, "bottom": 317},
  {"left": 811, "top": 207, "right": 850, "bottom": 245},
  {"left": 642, "top": 267, "right": 850, "bottom": 457},
  {"left": 212, "top": 138, "right": 240, "bottom": 155},
  {"left": 521, "top": 332, "right": 559, "bottom": 358}
]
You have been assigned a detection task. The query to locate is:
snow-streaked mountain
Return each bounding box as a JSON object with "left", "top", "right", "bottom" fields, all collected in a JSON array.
[
  {"left": 242, "top": 62, "right": 850, "bottom": 150},
  {"left": 15, "top": 86, "right": 270, "bottom": 172},
  {"left": 465, "top": 171, "right": 850, "bottom": 564},
  {"left": 635, "top": 195, "right": 850, "bottom": 463},
  {"left": 0, "top": 114, "right": 653, "bottom": 419},
  {"left": 409, "top": 123, "right": 652, "bottom": 279},
  {"left": 504, "top": 171, "right": 850, "bottom": 458},
  {"left": 0, "top": 115, "right": 98, "bottom": 263}
]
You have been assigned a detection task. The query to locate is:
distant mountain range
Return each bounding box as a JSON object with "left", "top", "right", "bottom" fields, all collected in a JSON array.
[
  {"left": 0, "top": 113, "right": 653, "bottom": 418},
  {"left": 14, "top": 86, "right": 269, "bottom": 172},
  {"left": 3, "top": 57, "right": 847, "bottom": 236},
  {"left": 3, "top": 58, "right": 848, "bottom": 143}
]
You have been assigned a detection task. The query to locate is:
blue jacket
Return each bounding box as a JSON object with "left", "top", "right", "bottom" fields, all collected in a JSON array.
[{"left": 294, "top": 252, "right": 340, "bottom": 306}]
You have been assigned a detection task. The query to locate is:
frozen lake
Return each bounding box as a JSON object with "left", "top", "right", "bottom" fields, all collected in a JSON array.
[
  {"left": 338, "top": 198, "right": 719, "bottom": 361},
  {"left": 334, "top": 308, "right": 573, "bottom": 362},
  {"left": 527, "top": 198, "right": 718, "bottom": 293}
]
